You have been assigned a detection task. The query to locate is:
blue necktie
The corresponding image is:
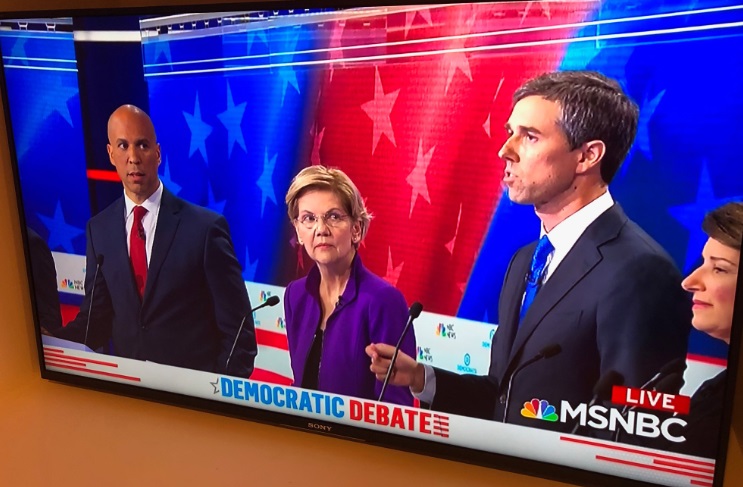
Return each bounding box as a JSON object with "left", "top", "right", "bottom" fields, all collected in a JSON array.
[{"left": 519, "top": 235, "right": 554, "bottom": 324}]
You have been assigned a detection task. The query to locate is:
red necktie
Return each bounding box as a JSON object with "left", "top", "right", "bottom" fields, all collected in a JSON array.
[{"left": 130, "top": 206, "right": 148, "bottom": 299}]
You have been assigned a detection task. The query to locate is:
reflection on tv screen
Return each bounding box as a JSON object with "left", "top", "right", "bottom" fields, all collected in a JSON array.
[{"left": 3, "top": 2, "right": 743, "bottom": 486}]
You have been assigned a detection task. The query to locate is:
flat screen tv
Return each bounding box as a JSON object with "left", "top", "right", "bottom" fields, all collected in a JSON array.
[{"left": 3, "top": 1, "right": 743, "bottom": 486}]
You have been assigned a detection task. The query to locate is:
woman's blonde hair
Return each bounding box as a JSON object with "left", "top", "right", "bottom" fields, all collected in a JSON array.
[{"left": 285, "top": 165, "right": 372, "bottom": 245}]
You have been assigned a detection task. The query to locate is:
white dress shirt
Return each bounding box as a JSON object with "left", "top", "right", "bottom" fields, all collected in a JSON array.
[
  {"left": 124, "top": 182, "right": 163, "bottom": 266},
  {"left": 414, "top": 191, "right": 615, "bottom": 404}
]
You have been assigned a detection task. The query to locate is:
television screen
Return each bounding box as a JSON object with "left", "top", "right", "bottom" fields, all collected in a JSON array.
[{"left": 3, "top": 1, "right": 743, "bottom": 486}]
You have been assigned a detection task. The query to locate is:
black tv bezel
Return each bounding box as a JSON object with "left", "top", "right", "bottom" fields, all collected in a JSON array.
[{"left": 2, "top": 1, "right": 742, "bottom": 486}]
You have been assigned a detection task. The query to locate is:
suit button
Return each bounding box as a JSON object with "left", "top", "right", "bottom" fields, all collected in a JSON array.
[
  {"left": 499, "top": 394, "right": 506, "bottom": 404},
  {"left": 141, "top": 325, "right": 146, "bottom": 330}
]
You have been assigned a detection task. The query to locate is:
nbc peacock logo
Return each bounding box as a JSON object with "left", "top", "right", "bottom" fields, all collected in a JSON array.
[
  {"left": 61, "top": 279, "right": 75, "bottom": 289},
  {"left": 521, "top": 399, "right": 558, "bottom": 422},
  {"left": 275, "top": 317, "right": 285, "bottom": 329},
  {"left": 259, "top": 290, "right": 272, "bottom": 302},
  {"left": 435, "top": 323, "right": 456, "bottom": 339}
]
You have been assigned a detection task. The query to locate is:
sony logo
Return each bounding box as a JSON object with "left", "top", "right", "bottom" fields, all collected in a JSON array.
[{"left": 307, "top": 422, "right": 332, "bottom": 432}]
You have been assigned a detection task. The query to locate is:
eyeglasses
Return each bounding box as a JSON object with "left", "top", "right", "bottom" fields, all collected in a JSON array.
[{"left": 296, "top": 211, "right": 349, "bottom": 229}]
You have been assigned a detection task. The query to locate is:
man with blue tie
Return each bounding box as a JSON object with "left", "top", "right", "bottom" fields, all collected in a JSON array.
[
  {"left": 367, "top": 71, "right": 691, "bottom": 432},
  {"left": 54, "top": 105, "right": 257, "bottom": 378}
]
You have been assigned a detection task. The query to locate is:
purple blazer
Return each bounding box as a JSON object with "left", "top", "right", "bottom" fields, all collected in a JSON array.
[{"left": 284, "top": 254, "right": 415, "bottom": 405}]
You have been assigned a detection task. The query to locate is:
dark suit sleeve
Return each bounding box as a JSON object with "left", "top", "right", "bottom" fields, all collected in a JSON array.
[
  {"left": 431, "top": 369, "right": 497, "bottom": 419},
  {"left": 54, "top": 221, "right": 113, "bottom": 349},
  {"left": 428, "top": 249, "right": 519, "bottom": 419},
  {"left": 205, "top": 216, "right": 256, "bottom": 378},
  {"left": 597, "top": 252, "right": 691, "bottom": 388},
  {"left": 369, "top": 286, "right": 415, "bottom": 406},
  {"left": 26, "top": 228, "right": 62, "bottom": 332}
]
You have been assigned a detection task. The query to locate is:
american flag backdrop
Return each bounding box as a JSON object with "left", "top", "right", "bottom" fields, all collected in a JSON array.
[{"left": 3, "top": 0, "right": 743, "bottom": 367}]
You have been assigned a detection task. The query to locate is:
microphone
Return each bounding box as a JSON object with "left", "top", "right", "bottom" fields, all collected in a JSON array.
[
  {"left": 654, "top": 372, "right": 685, "bottom": 395},
  {"left": 639, "top": 358, "right": 687, "bottom": 390},
  {"left": 570, "top": 370, "right": 624, "bottom": 435},
  {"left": 83, "top": 254, "right": 104, "bottom": 349},
  {"left": 617, "top": 359, "right": 687, "bottom": 421},
  {"left": 501, "top": 343, "right": 562, "bottom": 422},
  {"left": 377, "top": 302, "right": 423, "bottom": 402},
  {"left": 225, "top": 295, "right": 280, "bottom": 372}
]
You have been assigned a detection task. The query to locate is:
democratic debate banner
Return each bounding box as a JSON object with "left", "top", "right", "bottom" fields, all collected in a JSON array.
[{"left": 41, "top": 337, "right": 718, "bottom": 487}]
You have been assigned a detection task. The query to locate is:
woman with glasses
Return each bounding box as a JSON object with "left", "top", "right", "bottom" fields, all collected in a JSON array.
[
  {"left": 283, "top": 165, "right": 415, "bottom": 405},
  {"left": 676, "top": 202, "right": 741, "bottom": 458}
]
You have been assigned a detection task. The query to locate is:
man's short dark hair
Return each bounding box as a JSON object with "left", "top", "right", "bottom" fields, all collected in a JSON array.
[{"left": 513, "top": 71, "right": 639, "bottom": 184}]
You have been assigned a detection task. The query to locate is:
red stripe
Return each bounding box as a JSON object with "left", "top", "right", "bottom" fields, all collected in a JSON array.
[
  {"left": 652, "top": 459, "right": 715, "bottom": 474},
  {"left": 256, "top": 328, "right": 289, "bottom": 351},
  {"left": 87, "top": 169, "right": 121, "bottom": 182},
  {"left": 560, "top": 436, "right": 715, "bottom": 467},
  {"left": 595, "top": 456, "right": 714, "bottom": 480},
  {"left": 686, "top": 353, "right": 727, "bottom": 367},
  {"left": 45, "top": 362, "right": 141, "bottom": 382},
  {"left": 43, "top": 347, "right": 66, "bottom": 354},
  {"left": 43, "top": 348, "right": 119, "bottom": 368},
  {"left": 44, "top": 356, "right": 88, "bottom": 367},
  {"left": 690, "top": 480, "right": 714, "bottom": 487},
  {"left": 250, "top": 368, "right": 293, "bottom": 386}
]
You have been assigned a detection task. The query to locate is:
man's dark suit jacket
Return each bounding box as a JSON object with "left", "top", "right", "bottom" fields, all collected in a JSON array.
[
  {"left": 55, "top": 187, "right": 257, "bottom": 378},
  {"left": 432, "top": 204, "right": 691, "bottom": 431},
  {"left": 27, "top": 227, "right": 63, "bottom": 332}
]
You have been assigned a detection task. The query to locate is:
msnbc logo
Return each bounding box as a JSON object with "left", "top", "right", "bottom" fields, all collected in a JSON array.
[
  {"left": 435, "top": 323, "right": 457, "bottom": 339},
  {"left": 276, "top": 317, "right": 285, "bottom": 329},
  {"left": 259, "top": 290, "right": 272, "bottom": 302},
  {"left": 521, "top": 399, "right": 558, "bottom": 422}
]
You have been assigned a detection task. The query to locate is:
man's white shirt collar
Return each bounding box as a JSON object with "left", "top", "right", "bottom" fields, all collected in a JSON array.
[{"left": 124, "top": 181, "right": 163, "bottom": 216}]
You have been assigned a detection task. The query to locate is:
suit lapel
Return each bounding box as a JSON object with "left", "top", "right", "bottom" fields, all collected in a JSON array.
[
  {"left": 102, "top": 198, "right": 141, "bottom": 302},
  {"left": 494, "top": 248, "right": 531, "bottom": 378},
  {"left": 143, "top": 188, "right": 181, "bottom": 306},
  {"left": 505, "top": 204, "right": 627, "bottom": 371}
]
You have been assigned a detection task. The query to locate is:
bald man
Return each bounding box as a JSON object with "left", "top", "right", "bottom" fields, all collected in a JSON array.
[{"left": 55, "top": 105, "right": 257, "bottom": 378}]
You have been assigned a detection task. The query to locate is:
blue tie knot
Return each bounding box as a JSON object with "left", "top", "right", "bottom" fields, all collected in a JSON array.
[
  {"left": 527, "top": 235, "right": 554, "bottom": 285},
  {"left": 520, "top": 235, "right": 554, "bottom": 323}
]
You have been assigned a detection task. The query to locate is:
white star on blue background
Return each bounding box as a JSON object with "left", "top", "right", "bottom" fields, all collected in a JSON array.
[
  {"left": 38, "top": 201, "right": 84, "bottom": 253},
  {"left": 153, "top": 39, "right": 172, "bottom": 66},
  {"left": 669, "top": 161, "right": 742, "bottom": 272},
  {"left": 246, "top": 28, "right": 268, "bottom": 55},
  {"left": 10, "top": 36, "right": 29, "bottom": 65},
  {"left": 635, "top": 89, "right": 666, "bottom": 160},
  {"left": 243, "top": 246, "right": 259, "bottom": 282},
  {"left": 277, "top": 32, "right": 300, "bottom": 106},
  {"left": 217, "top": 82, "right": 247, "bottom": 159},
  {"left": 256, "top": 148, "right": 278, "bottom": 217},
  {"left": 183, "top": 93, "right": 213, "bottom": 164},
  {"left": 17, "top": 74, "right": 78, "bottom": 157},
  {"left": 206, "top": 180, "right": 226, "bottom": 215},
  {"left": 159, "top": 156, "right": 182, "bottom": 195}
]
